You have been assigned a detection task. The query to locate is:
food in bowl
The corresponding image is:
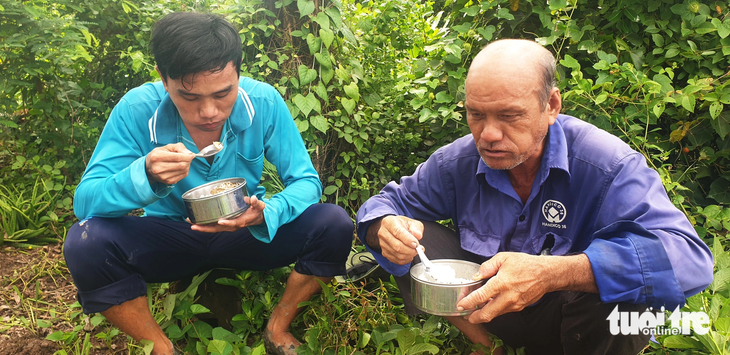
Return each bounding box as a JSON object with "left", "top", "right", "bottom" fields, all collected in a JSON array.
[
  {"left": 410, "top": 259, "right": 485, "bottom": 316},
  {"left": 209, "top": 181, "right": 241, "bottom": 196}
]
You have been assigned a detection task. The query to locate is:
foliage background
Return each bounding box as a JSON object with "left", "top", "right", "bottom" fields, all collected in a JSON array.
[{"left": 1, "top": 0, "right": 730, "bottom": 354}]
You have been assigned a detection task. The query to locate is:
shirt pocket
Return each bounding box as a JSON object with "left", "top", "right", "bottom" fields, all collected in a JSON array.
[
  {"left": 236, "top": 150, "right": 264, "bottom": 192},
  {"left": 458, "top": 225, "right": 502, "bottom": 258},
  {"left": 528, "top": 232, "right": 572, "bottom": 256}
]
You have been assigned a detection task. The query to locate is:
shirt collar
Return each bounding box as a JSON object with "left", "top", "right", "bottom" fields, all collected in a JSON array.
[
  {"left": 475, "top": 114, "right": 571, "bottom": 186},
  {"left": 147, "top": 82, "right": 255, "bottom": 145}
]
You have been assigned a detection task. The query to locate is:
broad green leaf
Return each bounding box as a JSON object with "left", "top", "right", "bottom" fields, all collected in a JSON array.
[
  {"left": 306, "top": 33, "right": 321, "bottom": 55},
  {"left": 341, "top": 98, "right": 356, "bottom": 114},
  {"left": 207, "top": 339, "right": 232, "bottom": 355},
  {"left": 46, "top": 331, "right": 64, "bottom": 341},
  {"left": 597, "top": 51, "right": 617, "bottom": 64},
  {"left": 323, "top": 186, "right": 338, "bottom": 195},
  {"left": 313, "top": 12, "right": 330, "bottom": 30},
  {"left": 665, "top": 48, "right": 680, "bottom": 58},
  {"left": 708, "top": 178, "right": 730, "bottom": 204},
  {"left": 313, "top": 82, "right": 328, "bottom": 102},
  {"left": 297, "top": 0, "right": 315, "bottom": 18},
  {"left": 212, "top": 327, "right": 241, "bottom": 343},
  {"left": 476, "top": 26, "right": 496, "bottom": 41},
  {"left": 140, "top": 339, "right": 155, "bottom": 355},
  {"left": 680, "top": 95, "right": 696, "bottom": 112},
  {"left": 163, "top": 294, "right": 176, "bottom": 320},
  {"left": 713, "top": 18, "right": 730, "bottom": 38},
  {"left": 321, "top": 67, "right": 334, "bottom": 85},
  {"left": 298, "top": 65, "right": 317, "bottom": 86},
  {"left": 711, "top": 112, "right": 730, "bottom": 139},
  {"left": 310, "top": 115, "right": 328, "bottom": 133},
  {"left": 710, "top": 102, "right": 723, "bottom": 119},
  {"left": 408, "top": 343, "right": 439, "bottom": 354},
  {"left": 651, "top": 34, "right": 664, "bottom": 47},
  {"left": 548, "top": 0, "right": 567, "bottom": 11},
  {"left": 295, "top": 119, "right": 309, "bottom": 132},
  {"left": 434, "top": 91, "right": 453, "bottom": 103},
  {"left": 166, "top": 324, "right": 185, "bottom": 340},
  {"left": 293, "top": 94, "right": 321, "bottom": 117},
  {"left": 344, "top": 82, "right": 360, "bottom": 101},
  {"left": 36, "top": 319, "right": 52, "bottom": 328},
  {"left": 190, "top": 304, "right": 210, "bottom": 315},
  {"left": 560, "top": 54, "right": 580, "bottom": 71},
  {"left": 396, "top": 328, "right": 416, "bottom": 351},
  {"left": 320, "top": 28, "right": 335, "bottom": 48},
  {"left": 661, "top": 335, "right": 703, "bottom": 349},
  {"left": 315, "top": 52, "right": 333, "bottom": 69}
]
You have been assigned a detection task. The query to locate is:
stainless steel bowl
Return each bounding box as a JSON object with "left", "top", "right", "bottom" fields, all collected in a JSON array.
[
  {"left": 410, "top": 259, "right": 484, "bottom": 316},
  {"left": 182, "top": 177, "right": 249, "bottom": 224}
]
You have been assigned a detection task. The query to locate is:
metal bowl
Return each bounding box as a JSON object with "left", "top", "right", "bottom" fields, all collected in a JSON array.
[
  {"left": 182, "top": 177, "right": 249, "bottom": 225},
  {"left": 410, "top": 259, "right": 485, "bottom": 316}
]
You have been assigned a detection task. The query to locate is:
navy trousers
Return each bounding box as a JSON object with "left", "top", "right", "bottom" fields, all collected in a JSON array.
[{"left": 63, "top": 203, "right": 353, "bottom": 314}]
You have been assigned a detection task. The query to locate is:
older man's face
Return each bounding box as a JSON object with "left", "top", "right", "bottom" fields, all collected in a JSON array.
[{"left": 465, "top": 66, "right": 558, "bottom": 171}]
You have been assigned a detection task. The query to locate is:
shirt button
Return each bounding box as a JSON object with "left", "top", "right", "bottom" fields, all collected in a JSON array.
[{"left": 519, "top": 215, "right": 526, "bottom": 222}]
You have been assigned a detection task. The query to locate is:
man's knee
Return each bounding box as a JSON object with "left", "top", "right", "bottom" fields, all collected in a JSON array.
[
  {"left": 310, "top": 203, "right": 354, "bottom": 251},
  {"left": 64, "top": 218, "right": 122, "bottom": 269}
]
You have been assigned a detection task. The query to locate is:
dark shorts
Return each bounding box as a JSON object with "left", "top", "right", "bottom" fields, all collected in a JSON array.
[
  {"left": 393, "top": 221, "right": 651, "bottom": 355},
  {"left": 63, "top": 203, "right": 353, "bottom": 314}
]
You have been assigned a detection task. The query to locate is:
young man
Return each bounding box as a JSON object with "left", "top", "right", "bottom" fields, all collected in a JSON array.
[
  {"left": 356, "top": 39, "right": 713, "bottom": 354},
  {"left": 63, "top": 12, "right": 352, "bottom": 355}
]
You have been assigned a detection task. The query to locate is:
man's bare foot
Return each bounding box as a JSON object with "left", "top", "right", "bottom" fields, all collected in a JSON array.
[{"left": 263, "top": 328, "right": 301, "bottom": 355}]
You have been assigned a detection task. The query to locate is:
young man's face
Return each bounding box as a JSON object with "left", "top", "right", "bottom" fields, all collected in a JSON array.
[{"left": 159, "top": 62, "right": 239, "bottom": 134}]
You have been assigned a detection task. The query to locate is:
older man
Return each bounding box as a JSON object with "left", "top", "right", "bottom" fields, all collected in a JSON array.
[
  {"left": 63, "top": 12, "right": 352, "bottom": 355},
  {"left": 356, "top": 39, "right": 713, "bottom": 354}
]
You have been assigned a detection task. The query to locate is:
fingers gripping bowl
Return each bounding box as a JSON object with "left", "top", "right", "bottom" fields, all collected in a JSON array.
[
  {"left": 410, "top": 259, "right": 485, "bottom": 316},
  {"left": 182, "top": 177, "right": 250, "bottom": 224}
]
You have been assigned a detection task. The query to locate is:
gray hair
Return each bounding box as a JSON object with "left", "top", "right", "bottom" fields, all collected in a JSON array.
[{"left": 536, "top": 50, "right": 557, "bottom": 109}]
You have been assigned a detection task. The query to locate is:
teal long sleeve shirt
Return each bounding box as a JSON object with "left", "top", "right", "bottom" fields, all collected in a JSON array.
[{"left": 74, "top": 77, "right": 322, "bottom": 243}]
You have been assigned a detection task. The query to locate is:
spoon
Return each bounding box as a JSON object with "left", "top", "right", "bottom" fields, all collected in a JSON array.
[
  {"left": 416, "top": 245, "right": 456, "bottom": 282},
  {"left": 194, "top": 141, "right": 223, "bottom": 158}
]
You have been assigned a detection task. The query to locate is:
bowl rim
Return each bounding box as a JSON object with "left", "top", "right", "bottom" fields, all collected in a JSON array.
[
  {"left": 410, "top": 259, "right": 483, "bottom": 286},
  {"left": 182, "top": 177, "right": 247, "bottom": 201}
]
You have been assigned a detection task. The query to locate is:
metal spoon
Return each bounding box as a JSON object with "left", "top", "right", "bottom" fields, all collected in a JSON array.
[
  {"left": 416, "top": 245, "right": 456, "bottom": 282},
  {"left": 194, "top": 141, "right": 223, "bottom": 158}
]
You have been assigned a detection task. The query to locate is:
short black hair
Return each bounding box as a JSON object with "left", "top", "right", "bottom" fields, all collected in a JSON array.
[{"left": 150, "top": 12, "right": 242, "bottom": 81}]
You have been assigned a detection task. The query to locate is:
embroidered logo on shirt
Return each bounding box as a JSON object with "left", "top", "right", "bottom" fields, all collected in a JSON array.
[{"left": 542, "top": 200, "right": 567, "bottom": 229}]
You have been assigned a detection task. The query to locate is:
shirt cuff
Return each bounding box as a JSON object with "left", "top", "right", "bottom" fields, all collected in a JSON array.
[
  {"left": 583, "top": 220, "right": 685, "bottom": 309},
  {"left": 130, "top": 156, "right": 173, "bottom": 204}
]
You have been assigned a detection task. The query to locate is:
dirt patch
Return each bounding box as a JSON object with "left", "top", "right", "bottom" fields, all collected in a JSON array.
[{"left": 0, "top": 244, "right": 128, "bottom": 354}]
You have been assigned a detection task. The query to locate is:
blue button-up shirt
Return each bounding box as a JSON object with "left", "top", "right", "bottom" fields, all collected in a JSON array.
[{"left": 356, "top": 114, "right": 713, "bottom": 309}]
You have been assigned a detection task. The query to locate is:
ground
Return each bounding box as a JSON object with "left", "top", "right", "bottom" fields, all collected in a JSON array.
[{"left": 0, "top": 243, "right": 128, "bottom": 355}]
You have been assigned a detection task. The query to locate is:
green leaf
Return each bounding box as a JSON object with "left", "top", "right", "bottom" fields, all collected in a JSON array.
[
  {"left": 434, "top": 91, "right": 454, "bottom": 103},
  {"left": 298, "top": 65, "right": 317, "bottom": 86},
  {"left": 408, "top": 343, "right": 439, "bottom": 354},
  {"left": 297, "top": 0, "right": 315, "bottom": 18},
  {"left": 315, "top": 52, "right": 333, "bottom": 69},
  {"left": 46, "top": 331, "right": 64, "bottom": 341},
  {"left": 323, "top": 186, "right": 338, "bottom": 195},
  {"left": 560, "top": 54, "right": 580, "bottom": 70},
  {"left": 344, "top": 82, "right": 360, "bottom": 101},
  {"left": 313, "top": 12, "right": 330, "bottom": 30},
  {"left": 396, "top": 328, "right": 416, "bottom": 351},
  {"left": 665, "top": 48, "right": 680, "bottom": 58},
  {"left": 711, "top": 112, "right": 730, "bottom": 139},
  {"left": 36, "top": 319, "right": 52, "bottom": 328},
  {"left": 293, "top": 94, "right": 321, "bottom": 117},
  {"left": 306, "top": 33, "right": 321, "bottom": 55},
  {"left": 207, "top": 339, "right": 232, "bottom": 355},
  {"left": 212, "top": 327, "right": 241, "bottom": 343},
  {"left": 310, "top": 115, "right": 328, "bottom": 133},
  {"left": 548, "top": 0, "right": 568, "bottom": 11},
  {"left": 341, "top": 98, "right": 356, "bottom": 115},
  {"left": 190, "top": 304, "right": 210, "bottom": 315},
  {"left": 320, "top": 28, "right": 335, "bottom": 49},
  {"left": 710, "top": 102, "right": 723, "bottom": 119},
  {"left": 708, "top": 178, "right": 730, "bottom": 204},
  {"left": 713, "top": 18, "right": 730, "bottom": 38},
  {"left": 661, "top": 335, "right": 703, "bottom": 349}
]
